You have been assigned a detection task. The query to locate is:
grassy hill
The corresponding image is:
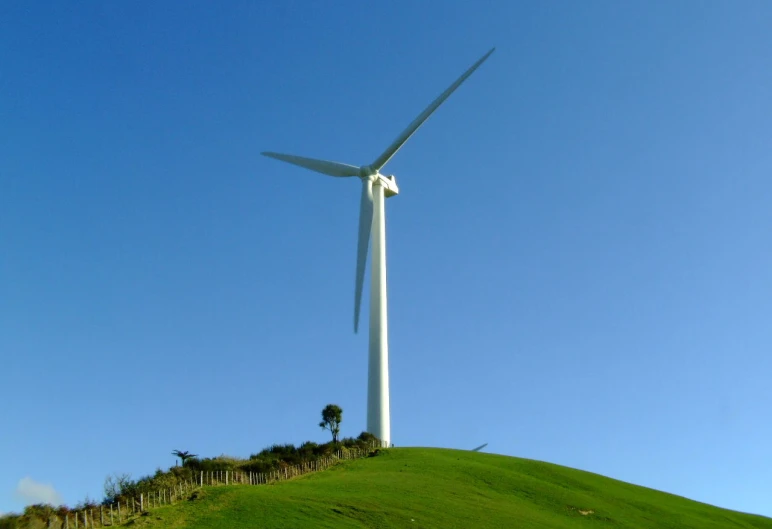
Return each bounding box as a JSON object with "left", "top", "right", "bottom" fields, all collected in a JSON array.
[{"left": 111, "top": 448, "right": 770, "bottom": 529}]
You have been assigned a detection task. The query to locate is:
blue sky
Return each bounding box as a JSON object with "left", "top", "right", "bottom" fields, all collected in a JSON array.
[{"left": 1, "top": 0, "right": 771, "bottom": 518}]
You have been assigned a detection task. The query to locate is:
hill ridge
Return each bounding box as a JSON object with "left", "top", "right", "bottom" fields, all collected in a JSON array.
[{"left": 98, "top": 448, "right": 772, "bottom": 528}]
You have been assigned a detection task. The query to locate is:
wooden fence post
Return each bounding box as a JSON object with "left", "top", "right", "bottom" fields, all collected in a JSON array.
[
  {"left": 110, "top": 504, "right": 114, "bottom": 525},
  {"left": 140, "top": 493, "right": 144, "bottom": 512},
  {"left": 117, "top": 502, "right": 121, "bottom": 523}
]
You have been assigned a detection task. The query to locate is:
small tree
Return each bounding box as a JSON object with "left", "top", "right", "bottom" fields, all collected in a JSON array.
[
  {"left": 104, "top": 473, "right": 134, "bottom": 503},
  {"left": 319, "top": 404, "right": 343, "bottom": 443},
  {"left": 171, "top": 450, "right": 197, "bottom": 467}
]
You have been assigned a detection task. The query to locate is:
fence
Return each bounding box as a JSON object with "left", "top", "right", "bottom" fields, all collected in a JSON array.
[{"left": 40, "top": 443, "right": 382, "bottom": 528}]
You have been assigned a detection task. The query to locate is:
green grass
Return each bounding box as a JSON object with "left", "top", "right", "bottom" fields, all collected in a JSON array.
[{"left": 118, "top": 448, "right": 771, "bottom": 528}]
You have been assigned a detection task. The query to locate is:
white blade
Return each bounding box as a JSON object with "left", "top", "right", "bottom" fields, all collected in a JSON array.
[
  {"left": 354, "top": 178, "right": 373, "bottom": 333},
  {"left": 262, "top": 151, "right": 360, "bottom": 177},
  {"left": 471, "top": 443, "right": 488, "bottom": 452},
  {"left": 370, "top": 47, "right": 495, "bottom": 171}
]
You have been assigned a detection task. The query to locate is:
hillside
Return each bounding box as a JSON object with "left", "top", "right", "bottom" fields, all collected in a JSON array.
[{"left": 110, "top": 448, "right": 770, "bottom": 529}]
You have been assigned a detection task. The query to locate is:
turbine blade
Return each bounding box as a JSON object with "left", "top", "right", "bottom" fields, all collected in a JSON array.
[
  {"left": 354, "top": 178, "right": 373, "bottom": 333},
  {"left": 370, "top": 47, "right": 495, "bottom": 171},
  {"left": 471, "top": 443, "right": 488, "bottom": 452},
  {"left": 262, "top": 151, "right": 360, "bottom": 177}
]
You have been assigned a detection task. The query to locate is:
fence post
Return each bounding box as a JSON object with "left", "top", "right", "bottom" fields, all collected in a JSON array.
[
  {"left": 225, "top": 471, "right": 229, "bottom": 486},
  {"left": 74, "top": 511, "right": 78, "bottom": 528},
  {"left": 140, "top": 493, "right": 144, "bottom": 512},
  {"left": 64, "top": 514, "right": 69, "bottom": 529},
  {"left": 110, "top": 504, "right": 114, "bottom": 525},
  {"left": 117, "top": 502, "right": 121, "bottom": 523}
]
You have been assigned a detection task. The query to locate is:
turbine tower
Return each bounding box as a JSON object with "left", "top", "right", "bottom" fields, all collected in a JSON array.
[{"left": 263, "top": 48, "right": 495, "bottom": 447}]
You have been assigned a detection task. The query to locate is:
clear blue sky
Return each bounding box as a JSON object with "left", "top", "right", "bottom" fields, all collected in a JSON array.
[{"left": 1, "top": 0, "right": 770, "bottom": 518}]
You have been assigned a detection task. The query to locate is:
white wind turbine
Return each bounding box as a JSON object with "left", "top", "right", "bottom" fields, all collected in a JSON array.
[{"left": 263, "top": 48, "right": 495, "bottom": 447}]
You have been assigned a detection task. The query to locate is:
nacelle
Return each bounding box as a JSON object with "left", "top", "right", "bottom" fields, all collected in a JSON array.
[{"left": 379, "top": 174, "right": 400, "bottom": 197}]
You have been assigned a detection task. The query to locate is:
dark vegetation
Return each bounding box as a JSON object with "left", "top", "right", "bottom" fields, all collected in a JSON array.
[
  {"left": 319, "top": 403, "right": 343, "bottom": 443},
  {"left": 171, "top": 450, "right": 198, "bottom": 467}
]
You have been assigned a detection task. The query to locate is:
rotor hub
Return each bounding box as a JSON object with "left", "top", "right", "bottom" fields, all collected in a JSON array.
[{"left": 359, "top": 165, "right": 377, "bottom": 178}]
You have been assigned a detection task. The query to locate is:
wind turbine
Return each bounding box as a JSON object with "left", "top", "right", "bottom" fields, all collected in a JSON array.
[{"left": 262, "top": 48, "right": 495, "bottom": 448}]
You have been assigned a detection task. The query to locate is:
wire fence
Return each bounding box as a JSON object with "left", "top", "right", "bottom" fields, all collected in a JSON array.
[{"left": 41, "top": 443, "right": 382, "bottom": 528}]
